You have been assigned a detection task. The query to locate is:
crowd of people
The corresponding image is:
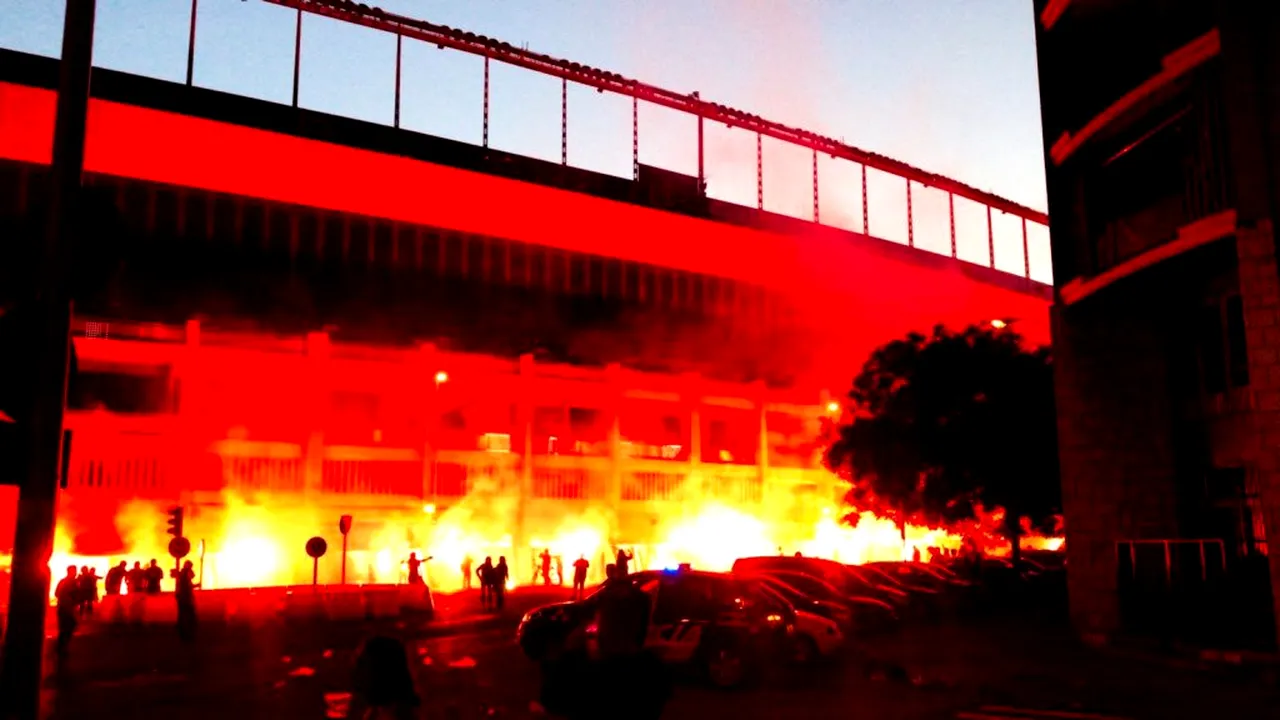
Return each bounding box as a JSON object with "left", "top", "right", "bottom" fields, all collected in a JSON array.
[
  {"left": 349, "top": 549, "right": 666, "bottom": 719},
  {"left": 51, "top": 558, "right": 200, "bottom": 665}
]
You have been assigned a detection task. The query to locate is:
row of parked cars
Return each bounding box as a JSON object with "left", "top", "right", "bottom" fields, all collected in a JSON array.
[{"left": 517, "top": 551, "right": 1065, "bottom": 689}]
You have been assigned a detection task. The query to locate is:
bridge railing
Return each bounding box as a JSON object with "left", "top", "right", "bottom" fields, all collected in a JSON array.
[{"left": 2, "top": 0, "right": 1053, "bottom": 284}]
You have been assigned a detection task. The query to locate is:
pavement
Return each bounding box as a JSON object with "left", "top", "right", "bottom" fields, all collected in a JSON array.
[{"left": 22, "top": 590, "right": 1280, "bottom": 719}]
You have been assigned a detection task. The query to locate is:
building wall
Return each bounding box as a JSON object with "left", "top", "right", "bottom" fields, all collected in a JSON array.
[
  {"left": 39, "top": 318, "right": 838, "bottom": 569},
  {"left": 1036, "top": 1, "right": 1280, "bottom": 647},
  {"left": 0, "top": 63, "right": 1053, "bottom": 393}
]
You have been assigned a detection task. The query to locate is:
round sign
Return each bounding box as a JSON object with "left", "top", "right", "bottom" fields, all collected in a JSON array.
[
  {"left": 306, "top": 536, "right": 328, "bottom": 559},
  {"left": 168, "top": 536, "right": 191, "bottom": 560},
  {"left": 339, "top": 515, "right": 353, "bottom": 536}
]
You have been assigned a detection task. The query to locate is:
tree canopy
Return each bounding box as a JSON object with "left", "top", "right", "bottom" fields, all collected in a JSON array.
[{"left": 824, "top": 323, "right": 1060, "bottom": 555}]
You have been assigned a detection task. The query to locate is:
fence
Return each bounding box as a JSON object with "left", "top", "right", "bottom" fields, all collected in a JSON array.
[{"left": 1116, "top": 538, "right": 1276, "bottom": 651}]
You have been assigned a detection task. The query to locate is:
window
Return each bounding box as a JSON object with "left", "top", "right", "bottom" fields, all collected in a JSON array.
[
  {"left": 569, "top": 254, "right": 587, "bottom": 294},
  {"left": 530, "top": 247, "right": 547, "bottom": 289},
  {"left": 154, "top": 188, "right": 180, "bottom": 238},
  {"left": 70, "top": 367, "right": 174, "bottom": 414},
  {"left": 349, "top": 217, "right": 371, "bottom": 265},
  {"left": 373, "top": 221, "right": 394, "bottom": 267},
  {"left": 321, "top": 214, "right": 344, "bottom": 262},
  {"left": 267, "top": 203, "right": 293, "bottom": 258},
  {"left": 489, "top": 240, "right": 507, "bottom": 284},
  {"left": 297, "top": 210, "right": 319, "bottom": 259},
  {"left": 509, "top": 242, "right": 529, "bottom": 286},
  {"left": 654, "top": 575, "right": 718, "bottom": 624},
  {"left": 443, "top": 234, "right": 464, "bottom": 276},
  {"left": 623, "top": 263, "right": 639, "bottom": 300},
  {"left": 468, "top": 236, "right": 486, "bottom": 280}
]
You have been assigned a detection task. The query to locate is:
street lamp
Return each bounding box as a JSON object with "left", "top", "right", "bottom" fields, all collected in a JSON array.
[
  {"left": 989, "top": 319, "right": 1008, "bottom": 330},
  {"left": 430, "top": 371, "right": 447, "bottom": 503}
]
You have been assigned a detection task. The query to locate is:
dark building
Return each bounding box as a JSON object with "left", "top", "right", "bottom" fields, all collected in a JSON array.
[{"left": 1035, "top": 1, "right": 1280, "bottom": 649}]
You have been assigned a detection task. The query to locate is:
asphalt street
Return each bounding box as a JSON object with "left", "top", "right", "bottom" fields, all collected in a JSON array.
[{"left": 27, "top": 588, "right": 1280, "bottom": 720}]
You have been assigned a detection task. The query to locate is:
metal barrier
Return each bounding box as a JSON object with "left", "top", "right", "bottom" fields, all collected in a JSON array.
[
  {"left": 89, "top": 583, "right": 431, "bottom": 625},
  {"left": 1116, "top": 538, "right": 1276, "bottom": 650}
]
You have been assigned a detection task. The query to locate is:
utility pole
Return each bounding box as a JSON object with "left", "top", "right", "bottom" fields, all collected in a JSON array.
[{"left": 0, "top": 1, "right": 95, "bottom": 717}]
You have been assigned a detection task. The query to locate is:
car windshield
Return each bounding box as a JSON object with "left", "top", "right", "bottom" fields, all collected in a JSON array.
[
  {"left": 766, "top": 571, "right": 844, "bottom": 602},
  {"left": 756, "top": 577, "right": 811, "bottom": 606}
]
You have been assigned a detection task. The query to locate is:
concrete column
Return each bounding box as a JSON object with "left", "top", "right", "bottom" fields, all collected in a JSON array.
[
  {"left": 175, "top": 319, "right": 202, "bottom": 503},
  {"left": 417, "top": 342, "right": 438, "bottom": 500},
  {"left": 515, "top": 354, "right": 535, "bottom": 575},
  {"left": 303, "top": 331, "right": 330, "bottom": 499},
  {"left": 755, "top": 380, "right": 769, "bottom": 504},
  {"left": 606, "top": 363, "right": 624, "bottom": 508},
  {"left": 684, "top": 372, "right": 702, "bottom": 492},
  {"left": 176, "top": 319, "right": 202, "bottom": 420}
]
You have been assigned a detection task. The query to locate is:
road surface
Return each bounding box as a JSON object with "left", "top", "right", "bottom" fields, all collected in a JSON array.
[{"left": 34, "top": 593, "right": 1280, "bottom": 719}]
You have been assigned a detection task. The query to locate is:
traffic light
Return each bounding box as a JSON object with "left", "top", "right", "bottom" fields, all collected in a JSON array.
[{"left": 166, "top": 506, "right": 184, "bottom": 538}]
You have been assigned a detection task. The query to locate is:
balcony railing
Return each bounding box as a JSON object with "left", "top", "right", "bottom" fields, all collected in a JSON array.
[
  {"left": 0, "top": 1, "right": 1052, "bottom": 282},
  {"left": 1084, "top": 63, "right": 1233, "bottom": 277}
]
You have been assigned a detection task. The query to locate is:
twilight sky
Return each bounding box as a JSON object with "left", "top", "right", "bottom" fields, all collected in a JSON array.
[{"left": 0, "top": 0, "right": 1051, "bottom": 280}]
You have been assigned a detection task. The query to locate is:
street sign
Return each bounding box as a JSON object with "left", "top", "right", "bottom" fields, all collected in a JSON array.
[
  {"left": 168, "top": 536, "right": 191, "bottom": 560},
  {"left": 338, "top": 515, "right": 353, "bottom": 584},
  {"left": 305, "top": 536, "right": 328, "bottom": 559}
]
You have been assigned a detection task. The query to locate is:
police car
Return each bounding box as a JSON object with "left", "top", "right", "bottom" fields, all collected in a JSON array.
[{"left": 518, "top": 565, "right": 797, "bottom": 688}]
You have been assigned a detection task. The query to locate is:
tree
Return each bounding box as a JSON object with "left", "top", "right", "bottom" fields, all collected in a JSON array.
[{"left": 824, "top": 323, "right": 1060, "bottom": 563}]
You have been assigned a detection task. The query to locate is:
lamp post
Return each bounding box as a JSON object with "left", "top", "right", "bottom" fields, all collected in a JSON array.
[{"left": 431, "top": 370, "right": 447, "bottom": 499}]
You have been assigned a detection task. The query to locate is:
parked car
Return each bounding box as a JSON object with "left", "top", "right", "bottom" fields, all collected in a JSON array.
[
  {"left": 733, "top": 556, "right": 909, "bottom": 610},
  {"left": 745, "top": 573, "right": 899, "bottom": 636},
  {"left": 517, "top": 567, "right": 796, "bottom": 689},
  {"left": 751, "top": 580, "right": 845, "bottom": 663},
  {"left": 746, "top": 574, "right": 853, "bottom": 628}
]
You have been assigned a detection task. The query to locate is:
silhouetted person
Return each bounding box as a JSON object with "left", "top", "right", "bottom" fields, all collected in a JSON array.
[
  {"left": 54, "top": 566, "right": 79, "bottom": 662},
  {"left": 615, "top": 548, "right": 633, "bottom": 577},
  {"left": 572, "top": 555, "right": 589, "bottom": 599},
  {"left": 493, "top": 556, "right": 509, "bottom": 611},
  {"left": 407, "top": 552, "right": 424, "bottom": 586},
  {"left": 145, "top": 559, "right": 164, "bottom": 594},
  {"left": 105, "top": 561, "right": 126, "bottom": 596},
  {"left": 912, "top": 546, "right": 922, "bottom": 563},
  {"left": 174, "top": 560, "right": 198, "bottom": 643},
  {"left": 554, "top": 555, "right": 564, "bottom": 586},
  {"left": 350, "top": 635, "right": 420, "bottom": 719},
  {"left": 794, "top": 551, "right": 803, "bottom": 557},
  {"left": 126, "top": 561, "right": 144, "bottom": 594},
  {"left": 539, "top": 549, "right": 552, "bottom": 586},
  {"left": 592, "top": 564, "right": 668, "bottom": 719},
  {"left": 77, "top": 565, "right": 99, "bottom": 617},
  {"left": 461, "top": 554, "right": 473, "bottom": 590},
  {"left": 477, "top": 556, "right": 494, "bottom": 609}
]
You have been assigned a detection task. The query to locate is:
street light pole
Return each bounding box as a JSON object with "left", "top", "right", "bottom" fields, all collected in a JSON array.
[{"left": 0, "top": 1, "right": 96, "bottom": 717}]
